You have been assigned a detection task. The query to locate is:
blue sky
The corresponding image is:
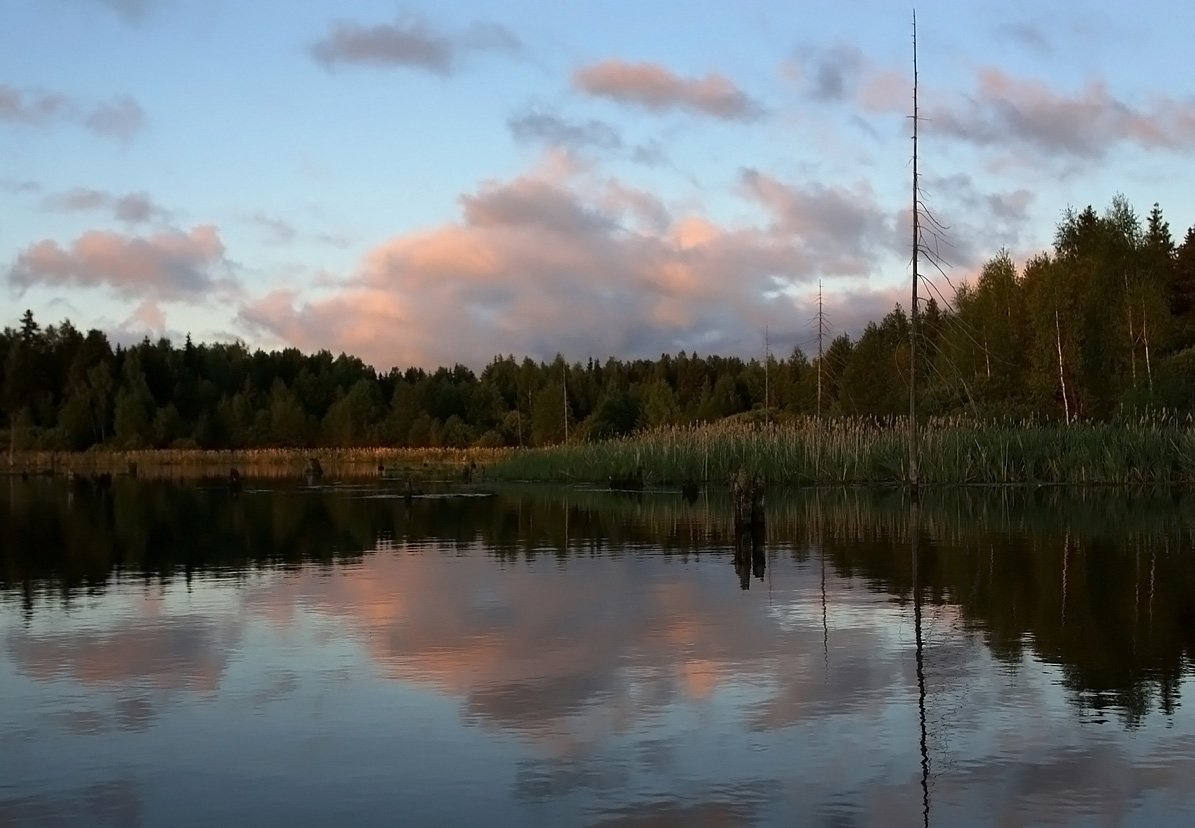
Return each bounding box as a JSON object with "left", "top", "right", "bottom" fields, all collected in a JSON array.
[{"left": 3, "top": 0, "right": 1194, "bottom": 369}]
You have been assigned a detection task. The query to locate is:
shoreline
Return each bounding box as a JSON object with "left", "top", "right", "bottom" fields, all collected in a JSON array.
[{"left": 3, "top": 447, "right": 509, "bottom": 479}]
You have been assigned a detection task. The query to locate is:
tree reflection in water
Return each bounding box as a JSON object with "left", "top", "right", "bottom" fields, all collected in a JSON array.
[{"left": 2, "top": 477, "right": 1194, "bottom": 725}]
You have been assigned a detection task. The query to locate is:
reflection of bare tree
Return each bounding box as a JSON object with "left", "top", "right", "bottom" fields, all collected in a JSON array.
[
  {"left": 1061, "top": 528, "right": 1071, "bottom": 627},
  {"left": 912, "top": 499, "right": 930, "bottom": 828},
  {"left": 820, "top": 494, "right": 828, "bottom": 671}
]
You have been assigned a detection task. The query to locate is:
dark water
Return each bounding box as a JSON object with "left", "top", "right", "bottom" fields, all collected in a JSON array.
[{"left": 2, "top": 478, "right": 1195, "bottom": 827}]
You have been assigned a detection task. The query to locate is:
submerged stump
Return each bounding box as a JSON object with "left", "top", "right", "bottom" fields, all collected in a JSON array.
[
  {"left": 729, "top": 469, "right": 765, "bottom": 533},
  {"left": 729, "top": 469, "right": 766, "bottom": 589}
]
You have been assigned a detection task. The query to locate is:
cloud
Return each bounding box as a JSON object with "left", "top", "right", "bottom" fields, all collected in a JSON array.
[
  {"left": 311, "top": 16, "right": 522, "bottom": 74},
  {"left": 630, "top": 140, "right": 667, "bottom": 166},
  {"left": 739, "top": 168, "right": 899, "bottom": 266},
  {"left": 460, "top": 177, "right": 615, "bottom": 235},
  {"left": 0, "top": 84, "right": 146, "bottom": 142},
  {"left": 7, "top": 225, "right": 234, "bottom": 300},
  {"left": 909, "top": 174, "right": 1038, "bottom": 270},
  {"left": 41, "top": 187, "right": 170, "bottom": 223},
  {"left": 508, "top": 109, "right": 623, "bottom": 153},
  {"left": 507, "top": 109, "right": 667, "bottom": 166},
  {"left": 83, "top": 96, "right": 146, "bottom": 143},
  {"left": 794, "top": 43, "right": 866, "bottom": 102},
  {"left": 929, "top": 70, "right": 1195, "bottom": 158},
  {"left": 112, "top": 191, "right": 165, "bottom": 223},
  {"left": 238, "top": 162, "right": 901, "bottom": 370},
  {"left": 85, "top": 0, "right": 158, "bottom": 24},
  {"left": 574, "top": 60, "right": 764, "bottom": 121},
  {"left": 246, "top": 211, "right": 352, "bottom": 248},
  {"left": 45, "top": 187, "right": 108, "bottom": 212},
  {"left": 0, "top": 178, "right": 41, "bottom": 193},
  {"left": 251, "top": 212, "right": 297, "bottom": 243},
  {"left": 122, "top": 298, "right": 167, "bottom": 335},
  {"left": 0, "top": 84, "right": 73, "bottom": 125},
  {"left": 996, "top": 21, "right": 1053, "bottom": 55},
  {"left": 860, "top": 67, "right": 1195, "bottom": 161},
  {"left": 457, "top": 20, "right": 522, "bottom": 54}
]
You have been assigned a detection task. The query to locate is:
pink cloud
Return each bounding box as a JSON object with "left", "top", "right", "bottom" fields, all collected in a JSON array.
[
  {"left": 237, "top": 163, "right": 905, "bottom": 370},
  {"left": 574, "top": 60, "right": 764, "bottom": 121},
  {"left": 8, "top": 225, "right": 233, "bottom": 300},
  {"left": 927, "top": 69, "right": 1195, "bottom": 157},
  {"left": 239, "top": 287, "right": 415, "bottom": 364},
  {"left": 122, "top": 298, "right": 167, "bottom": 335},
  {"left": 861, "top": 65, "right": 1195, "bottom": 160}
]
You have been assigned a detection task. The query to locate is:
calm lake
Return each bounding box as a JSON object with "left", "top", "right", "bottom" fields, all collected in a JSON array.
[{"left": 2, "top": 478, "right": 1194, "bottom": 827}]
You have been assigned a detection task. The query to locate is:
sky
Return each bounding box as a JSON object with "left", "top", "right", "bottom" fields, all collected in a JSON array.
[{"left": 3, "top": 0, "right": 1195, "bottom": 371}]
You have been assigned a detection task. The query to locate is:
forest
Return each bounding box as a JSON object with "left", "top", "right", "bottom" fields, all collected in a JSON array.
[{"left": 3, "top": 196, "right": 1195, "bottom": 452}]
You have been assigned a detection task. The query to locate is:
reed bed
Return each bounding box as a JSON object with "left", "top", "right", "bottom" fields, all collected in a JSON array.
[
  {"left": 491, "top": 415, "right": 1195, "bottom": 486},
  {"left": 5, "top": 446, "right": 512, "bottom": 479}
]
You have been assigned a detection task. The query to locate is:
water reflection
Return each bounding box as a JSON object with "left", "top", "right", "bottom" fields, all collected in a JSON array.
[
  {"left": 5, "top": 479, "right": 1192, "bottom": 724},
  {"left": 2, "top": 478, "right": 1194, "bottom": 824}
]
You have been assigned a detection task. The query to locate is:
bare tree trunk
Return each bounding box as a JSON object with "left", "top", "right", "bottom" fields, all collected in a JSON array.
[
  {"left": 764, "top": 327, "right": 770, "bottom": 417},
  {"left": 1142, "top": 296, "right": 1154, "bottom": 396},
  {"left": 817, "top": 280, "right": 824, "bottom": 418},
  {"left": 561, "top": 363, "right": 569, "bottom": 444},
  {"left": 1125, "top": 273, "right": 1137, "bottom": 387},
  {"left": 1055, "top": 309, "right": 1070, "bottom": 425},
  {"left": 516, "top": 385, "right": 523, "bottom": 448},
  {"left": 908, "top": 13, "right": 920, "bottom": 492}
]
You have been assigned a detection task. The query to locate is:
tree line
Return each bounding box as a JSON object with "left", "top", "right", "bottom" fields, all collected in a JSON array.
[{"left": 3, "top": 195, "right": 1194, "bottom": 451}]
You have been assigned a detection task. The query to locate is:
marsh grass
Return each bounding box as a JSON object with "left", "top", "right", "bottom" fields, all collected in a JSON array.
[
  {"left": 491, "top": 415, "right": 1195, "bottom": 485},
  {"left": 5, "top": 446, "right": 512, "bottom": 479}
]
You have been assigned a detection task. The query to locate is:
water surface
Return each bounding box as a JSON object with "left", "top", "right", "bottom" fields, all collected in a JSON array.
[{"left": 2, "top": 479, "right": 1194, "bottom": 826}]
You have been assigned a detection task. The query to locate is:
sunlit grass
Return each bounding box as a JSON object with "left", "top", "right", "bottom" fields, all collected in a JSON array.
[{"left": 491, "top": 414, "right": 1195, "bottom": 485}]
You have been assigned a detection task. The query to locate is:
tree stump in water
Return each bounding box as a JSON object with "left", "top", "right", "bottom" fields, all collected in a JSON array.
[
  {"left": 729, "top": 469, "right": 765, "bottom": 533},
  {"left": 729, "top": 469, "right": 766, "bottom": 589}
]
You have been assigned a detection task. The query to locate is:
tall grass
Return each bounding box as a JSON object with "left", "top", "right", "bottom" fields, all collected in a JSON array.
[
  {"left": 491, "top": 415, "right": 1195, "bottom": 485},
  {"left": 5, "top": 446, "right": 512, "bottom": 479}
]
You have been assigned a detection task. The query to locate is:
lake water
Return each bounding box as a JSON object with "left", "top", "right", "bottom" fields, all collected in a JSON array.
[{"left": 2, "top": 478, "right": 1194, "bottom": 827}]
